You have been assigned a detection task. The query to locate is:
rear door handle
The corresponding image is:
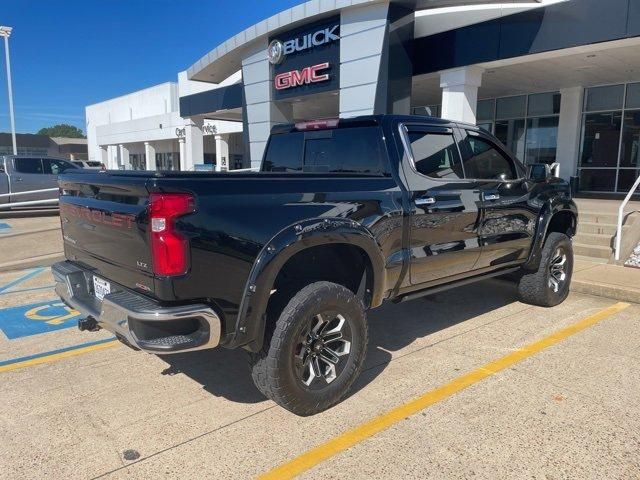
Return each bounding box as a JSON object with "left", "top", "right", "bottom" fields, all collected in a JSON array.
[
  {"left": 14, "top": 177, "right": 22, "bottom": 182},
  {"left": 415, "top": 197, "right": 436, "bottom": 206},
  {"left": 483, "top": 193, "right": 500, "bottom": 201}
]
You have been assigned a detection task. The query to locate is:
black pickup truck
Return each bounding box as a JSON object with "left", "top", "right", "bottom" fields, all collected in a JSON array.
[{"left": 53, "top": 115, "right": 577, "bottom": 415}]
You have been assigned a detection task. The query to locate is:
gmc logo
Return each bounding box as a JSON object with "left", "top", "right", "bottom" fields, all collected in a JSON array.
[{"left": 274, "top": 63, "right": 330, "bottom": 91}]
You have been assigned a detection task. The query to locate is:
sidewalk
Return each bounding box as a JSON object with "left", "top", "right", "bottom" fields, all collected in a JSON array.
[
  {"left": 572, "top": 258, "right": 640, "bottom": 304},
  {"left": 0, "top": 213, "right": 63, "bottom": 272}
]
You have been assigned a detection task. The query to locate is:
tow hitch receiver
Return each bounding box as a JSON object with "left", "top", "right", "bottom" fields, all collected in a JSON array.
[{"left": 78, "top": 316, "right": 100, "bottom": 332}]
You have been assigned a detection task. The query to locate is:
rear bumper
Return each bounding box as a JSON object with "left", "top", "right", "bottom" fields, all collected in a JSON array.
[{"left": 52, "top": 261, "right": 221, "bottom": 354}]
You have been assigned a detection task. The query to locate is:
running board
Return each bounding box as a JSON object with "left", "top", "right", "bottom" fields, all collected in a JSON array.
[{"left": 395, "top": 267, "right": 520, "bottom": 303}]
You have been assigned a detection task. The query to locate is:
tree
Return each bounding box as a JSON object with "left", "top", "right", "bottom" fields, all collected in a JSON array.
[{"left": 37, "top": 124, "right": 85, "bottom": 138}]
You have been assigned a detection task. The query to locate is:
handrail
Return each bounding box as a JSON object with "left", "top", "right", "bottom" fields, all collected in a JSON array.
[
  {"left": 0, "top": 187, "right": 58, "bottom": 199},
  {"left": 615, "top": 174, "right": 640, "bottom": 261}
]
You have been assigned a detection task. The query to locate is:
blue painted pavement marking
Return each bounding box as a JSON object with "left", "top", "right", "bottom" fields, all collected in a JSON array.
[
  {"left": 0, "top": 267, "right": 46, "bottom": 294},
  {"left": 0, "top": 223, "right": 10, "bottom": 231},
  {"left": 0, "top": 299, "right": 81, "bottom": 339},
  {"left": 0, "top": 337, "right": 116, "bottom": 367}
]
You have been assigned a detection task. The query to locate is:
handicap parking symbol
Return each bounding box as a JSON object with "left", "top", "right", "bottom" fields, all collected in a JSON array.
[{"left": 0, "top": 301, "right": 81, "bottom": 339}]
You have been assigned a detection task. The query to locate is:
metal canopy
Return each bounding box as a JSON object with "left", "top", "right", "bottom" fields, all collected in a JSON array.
[{"left": 187, "top": 0, "right": 543, "bottom": 83}]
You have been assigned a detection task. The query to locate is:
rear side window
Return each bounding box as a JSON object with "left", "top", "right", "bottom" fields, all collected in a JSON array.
[
  {"left": 262, "top": 127, "right": 386, "bottom": 175},
  {"left": 14, "top": 158, "right": 43, "bottom": 174},
  {"left": 462, "top": 135, "right": 517, "bottom": 180},
  {"left": 406, "top": 130, "right": 463, "bottom": 179}
]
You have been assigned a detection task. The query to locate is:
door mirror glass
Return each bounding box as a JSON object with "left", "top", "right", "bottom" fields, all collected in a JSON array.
[{"left": 528, "top": 163, "right": 550, "bottom": 182}]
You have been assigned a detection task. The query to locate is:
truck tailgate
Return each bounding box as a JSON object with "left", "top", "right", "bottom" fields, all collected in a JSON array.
[{"left": 58, "top": 173, "right": 155, "bottom": 294}]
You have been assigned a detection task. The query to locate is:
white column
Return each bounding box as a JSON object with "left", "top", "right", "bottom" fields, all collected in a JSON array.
[
  {"left": 144, "top": 142, "right": 156, "bottom": 171},
  {"left": 99, "top": 146, "right": 108, "bottom": 167},
  {"left": 556, "top": 87, "right": 584, "bottom": 181},
  {"left": 178, "top": 138, "right": 187, "bottom": 170},
  {"left": 440, "top": 66, "right": 484, "bottom": 124},
  {"left": 108, "top": 145, "right": 118, "bottom": 169},
  {"left": 183, "top": 117, "right": 204, "bottom": 171},
  {"left": 215, "top": 134, "right": 230, "bottom": 171},
  {"left": 119, "top": 144, "right": 130, "bottom": 170}
]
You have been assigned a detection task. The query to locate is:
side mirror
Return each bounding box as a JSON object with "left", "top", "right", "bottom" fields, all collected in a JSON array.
[{"left": 528, "top": 163, "right": 550, "bottom": 182}]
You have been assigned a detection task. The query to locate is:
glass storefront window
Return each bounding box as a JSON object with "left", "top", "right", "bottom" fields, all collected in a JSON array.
[
  {"left": 496, "top": 96, "right": 526, "bottom": 120},
  {"left": 525, "top": 116, "right": 559, "bottom": 164},
  {"left": 618, "top": 169, "right": 640, "bottom": 192},
  {"left": 580, "top": 112, "right": 622, "bottom": 168},
  {"left": 579, "top": 169, "right": 617, "bottom": 192},
  {"left": 584, "top": 84, "right": 624, "bottom": 112},
  {"left": 625, "top": 83, "right": 640, "bottom": 110},
  {"left": 621, "top": 111, "right": 640, "bottom": 168},
  {"left": 485, "top": 92, "right": 560, "bottom": 165},
  {"left": 579, "top": 83, "right": 640, "bottom": 193},
  {"left": 477, "top": 99, "right": 495, "bottom": 122},
  {"left": 495, "top": 119, "right": 526, "bottom": 160},
  {"left": 528, "top": 92, "right": 561, "bottom": 117}
]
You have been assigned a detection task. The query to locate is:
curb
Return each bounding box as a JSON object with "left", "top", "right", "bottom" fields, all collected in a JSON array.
[
  {"left": 571, "top": 280, "right": 640, "bottom": 305},
  {"left": 0, "top": 253, "right": 64, "bottom": 273}
]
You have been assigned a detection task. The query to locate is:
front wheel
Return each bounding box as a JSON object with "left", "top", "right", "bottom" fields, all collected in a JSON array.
[
  {"left": 249, "top": 281, "right": 368, "bottom": 416},
  {"left": 518, "top": 232, "right": 573, "bottom": 307}
]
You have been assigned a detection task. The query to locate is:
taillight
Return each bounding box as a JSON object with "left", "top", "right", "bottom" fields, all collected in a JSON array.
[{"left": 149, "top": 193, "right": 195, "bottom": 276}]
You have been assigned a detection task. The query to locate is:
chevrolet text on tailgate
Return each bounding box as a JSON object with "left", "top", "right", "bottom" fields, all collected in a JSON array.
[{"left": 54, "top": 115, "right": 578, "bottom": 416}]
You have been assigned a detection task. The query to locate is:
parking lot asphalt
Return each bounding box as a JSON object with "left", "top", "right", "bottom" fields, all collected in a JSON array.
[{"left": 1, "top": 267, "right": 639, "bottom": 479}]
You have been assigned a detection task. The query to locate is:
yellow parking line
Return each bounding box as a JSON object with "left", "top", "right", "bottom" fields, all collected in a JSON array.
[
  {"left": 0, "top": 340, "right": 120, "bottom": 373},
  {"left": 259, "top": 302, "right": 631, "bottom": 480}
]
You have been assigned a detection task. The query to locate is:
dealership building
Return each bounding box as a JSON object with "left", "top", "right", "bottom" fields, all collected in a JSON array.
[{"left": 87, "top": 0, "right": 640, "bottom": 194}]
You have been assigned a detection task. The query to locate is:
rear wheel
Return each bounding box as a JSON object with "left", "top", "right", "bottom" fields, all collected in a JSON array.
[
  {"left": 518, "top": 232, "right": 573, "bottom": 307},
  {"left": 249, "top": 281, "right": 368, "bottom": 416}
]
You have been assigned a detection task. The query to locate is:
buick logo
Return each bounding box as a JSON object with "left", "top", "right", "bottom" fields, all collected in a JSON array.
[{"left": 268, "top": 39, "right": 285, "bottom": 65}]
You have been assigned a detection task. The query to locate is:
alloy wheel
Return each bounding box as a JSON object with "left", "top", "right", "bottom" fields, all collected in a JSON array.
[{"left": 294, "top": 313, "right": 352, "bottom": 389}]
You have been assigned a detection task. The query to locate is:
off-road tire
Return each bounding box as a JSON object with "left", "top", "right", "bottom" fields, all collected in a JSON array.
[
  {"left": 249, "top": 281, "right": 368, "bottom": 416},
  {"left": 518, "top": 232, "right": 573, "bottom": 307}
]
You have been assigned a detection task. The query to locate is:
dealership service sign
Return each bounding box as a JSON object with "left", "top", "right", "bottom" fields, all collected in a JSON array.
[{"left": 269, "top": 16, "right": 340, "bottom": 100}]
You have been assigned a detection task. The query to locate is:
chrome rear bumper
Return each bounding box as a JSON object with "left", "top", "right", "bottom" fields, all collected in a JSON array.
[{"left": 53, "top": 261, "right": 221, "bottom": 354}]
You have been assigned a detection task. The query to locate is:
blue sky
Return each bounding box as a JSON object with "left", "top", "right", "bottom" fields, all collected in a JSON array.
[{"left": 0, "top": 0, "right": 301, "bottom": 134}]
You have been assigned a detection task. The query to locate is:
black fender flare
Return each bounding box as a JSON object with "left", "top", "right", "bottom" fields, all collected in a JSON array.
[
  {"left": 229, "top": 217, "right": 386, "bottom": 351},
  {"left": 524, "top": 199, "right": 578, "bottom": 271}
]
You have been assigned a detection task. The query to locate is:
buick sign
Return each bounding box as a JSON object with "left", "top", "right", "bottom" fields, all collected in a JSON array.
[
  {"left": 268, "top": 39, "right": 285, "bottom": 65},
  {"left": 268, "top": 25, "right": 339, "bottom": 65}
]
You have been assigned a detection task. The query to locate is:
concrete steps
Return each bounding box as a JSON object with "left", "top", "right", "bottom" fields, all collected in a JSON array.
[
  {"left": 573, "top": 232, "right": 613, "bottom": 247},
  {"left": 579, "top": 222, "right": 627, "bottom": 235},
  {"left": 573, "top": 242, "right": 612, "bottom": 260}
]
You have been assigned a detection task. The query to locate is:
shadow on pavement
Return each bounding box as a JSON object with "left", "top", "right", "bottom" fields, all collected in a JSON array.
[{"left": 158, "top": 278, "right": 519, "bottom": 406}]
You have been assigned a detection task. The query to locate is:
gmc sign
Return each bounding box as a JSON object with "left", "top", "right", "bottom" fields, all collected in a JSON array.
[
  {"left": 274, "top": 63, "right": 330, "bottom": 91},
  {"left": 270, "top": 16, "right": 340, "bottom": 100}
]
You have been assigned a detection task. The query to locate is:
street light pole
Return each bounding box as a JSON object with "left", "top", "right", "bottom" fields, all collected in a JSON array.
[{"left": 0, "top": 26, "right": 17, "bottom": 155}]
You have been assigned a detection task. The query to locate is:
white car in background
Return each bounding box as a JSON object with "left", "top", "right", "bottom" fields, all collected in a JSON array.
[{"left": 72, "top": 160, "right": 105, "bottom": 170}]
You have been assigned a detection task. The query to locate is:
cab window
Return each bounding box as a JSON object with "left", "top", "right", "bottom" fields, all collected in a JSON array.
[
  {"left": 14, "top": 158, "right": 43, "bottom": 174},
  {"left": 406, "top": 129, "right": 463, "bottom": 179},
  {"left": 461, "top": 134, "right": 517, "bottom": 180},
  {"left": 43, "top": 158, "right": 75, "bottom": 175}
]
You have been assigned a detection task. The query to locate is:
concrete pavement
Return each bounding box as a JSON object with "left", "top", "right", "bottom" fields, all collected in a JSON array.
[
  {"left": 0, "top": 211, "right": 63, "bottom": 272},
  {"left": 1, "top": 267, "right": 639, "bottom": 479}
]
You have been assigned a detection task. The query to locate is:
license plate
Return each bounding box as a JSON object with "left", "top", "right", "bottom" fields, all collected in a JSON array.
[{"left": 93, "top": 276, "right": 111, "bottom": 301}]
